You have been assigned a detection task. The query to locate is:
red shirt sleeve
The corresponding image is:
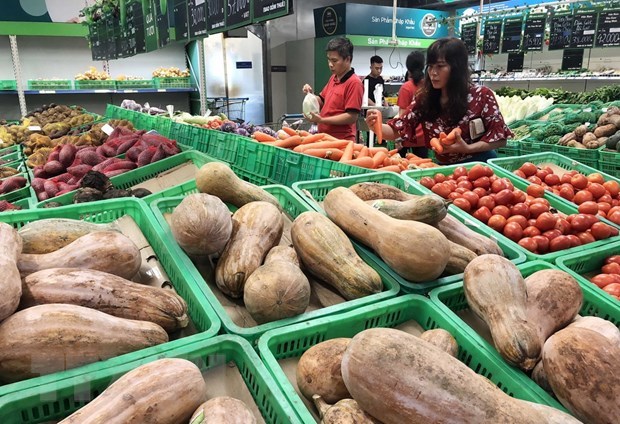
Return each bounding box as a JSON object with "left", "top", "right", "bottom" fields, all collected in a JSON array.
[
  {"left": 387, "top": 98, "right": 422, "bottom": 146},
  {"left": 476, "top": 86, "right": 514, "bottom": 144},
  {"left": 397, "top": 81, "right": 415, "bottom": 110}
]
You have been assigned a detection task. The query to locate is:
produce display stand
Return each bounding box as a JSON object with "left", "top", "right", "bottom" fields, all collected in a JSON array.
[
  {"left": 74, "top": 80, "right": 118, "bottom": 90},
  {"left": 26, "top": 80, "right": 73, "bottom": 91},
  {"left": 403, "top": 162, "right": 620, "bottom": 262},
  {"left": 149, "top": 185, "right": 400, "bottom": 344},
  {"left": 0, "top": 334, "right": 300, "bottom": 424},
  {"left": 429, "top": 261, "right": 619, "bottom": 402},
  {"left": 556, "top": 240, "right": 620, "bottom": 313},
  {"left": 0, "top": 198, "right": 221, "bottom": 398},
  {"left": 292, "top": 172, "right": 526, "bottom": 294},
  {"left": 0, "top": 145, "right": 22, "bottom": 159},
  {"left": 258, "top": 294, "right": 566, "bottom": 423},
  {"left": 0, "top": 80, "right": 17, "bottom": 91}
]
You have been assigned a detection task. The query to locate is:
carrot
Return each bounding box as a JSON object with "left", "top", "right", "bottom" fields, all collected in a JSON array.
[
  {"left": 430, "top": 137, "right": 443, "bottom": 154},
  {"left": 294, "top": 140, "right": 350, "bottom": 152},
  {"left": 358, "top": 146, "right": 370, "bottom": 158},
  {"left": 282, "top": 126, "right": 298, "bottom": 137},
  {"left": 304, "top": 148, "right": 344, "bottom": 161},
  {"left": 383, "top": 156, "right": 393, "bottom": 167},
  {"left": 369, "top": 147, "right": 389, "bottom": 155},
  {"left": 377, "top": 165, "right": 402, "bottom": 173},
  {"left": 417, "top": 162, "right": 439, "bottom": 169},
  {"left": 274, "top": 135, "right": 302, "bottom": 148},
  {"left": 277, "top": 130, "right": 290, "bottom": 140},
  {"left": 321, "top": 133, "right": 339, "bottom": 141},
  {"left": 372, "top": 151, "right": 388, "bottom": 168},
  {"left": 300, "top": 133, "right": 327, "bottom": 144},
  {"left": 298, "top": 130, "right": 311, "bottom": 137},
  {"left": 352, "top": 143, "right": 365, "bottom": 152},
  {"left": 253, "top": 131, "right": 277, "bottom": 142},
  {"left": 388, "top": 148, "right": 399, "bottom": 156},
  {"left": 339, "top": 141, "right": 354, "bottom": 162},
  {"left": 408, "top": 158, "right": 433, "bottom": 165},
  {"left": 262, "top": 141, "right": 276, "bottom": 145},
  {"left": 441, "top": 128, "right": 462, "bottom": 145},
  {"left": 372, "top": 110, "right": 383, "bottom": 144},
  {"left": 344, "top": 157, "right": 375, "bottom": 169}
]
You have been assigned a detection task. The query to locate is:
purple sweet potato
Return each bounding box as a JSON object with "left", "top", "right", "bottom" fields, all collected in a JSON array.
[
  {"left": 43, "top": 180, "right": 59, "bottom": 197},
  {"left": 161, "top": 142, "right": 180, "bottom": 156},
  {"left": 78, "top": 150, "right": 106, "bottom": 166},
  {"left": 102, "top": 160, "right": 137, "bottom": 173},
  {"left": 31, "top": 178, "right": 46, "bottom": 194},
  {"left": 67, "top": 164, "right": 93, "bottom": 179},
  {"left": 43, "top": 160, "right": 65, "bottom": 176},
  {"left": 125, "top": 146, "right": 143, "bottom": 162},
  {"left": 103, "top": 169, "right": 130, "bottom": 178},
  {"left": 137, "top": 146, "right": 157, "bottom": 167},
  {"left": 48, "top": 147, "right": 61, "bottom": 163},
  {"left": 37, "top": 191, "right": 49, "bottom": 201},
  {"left": 59, "top": 144, "right": 77, "bottom": 168},
  {"left": 92, "top": 157, "right": 119, "bottom": 172},
  {"left": 53, "top": 173, "right": 72, "bottom": 184},
  {"left": 116, "top": 137, "right": 139, "bottom": 155},
  {"left": 33, "top": 166, "right": 48, "bottom": 179},
  {"left": 150, "top": 145, "right": 166, "bottom": 164},
  {"left": 0, "top": 176, "right": 27, "bottom": 194}
]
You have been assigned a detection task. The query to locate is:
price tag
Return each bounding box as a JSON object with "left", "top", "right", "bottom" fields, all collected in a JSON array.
[
  {"left": 94, "top": 89, "right": 111, "bottom": 93},
  {"left": 166, "top": 105, "right": 175, "bottom": 118},
  {"left": 102, "top": 124, "right": 115, "bottom": 136},
  {"left": 583, "top": 108, "right": 592, "bottom": 112},
  {"left": 39, "top": 90, "right": 56, "bottom": 94},
  {"left": 157, "top": 89, "right": 166, "bottom": 92},
  {"left": 28, "top": 126, "right": 42, "bottom": 131},
  {"left": 123, "top": 90, "right": 138, "bottom": 93}
]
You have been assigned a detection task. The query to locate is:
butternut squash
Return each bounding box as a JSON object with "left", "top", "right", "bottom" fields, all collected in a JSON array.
[
  {"left": 443, "top": 241, "right": 477, "bottom": 276},
  {"left": 348, "top": 182, "right": 413, "bottom": 201},
  {"left": 543, "top": 326, "right": 620, "bottom": 424},
  {"left": 436, "top": 214, "right": 504, "bottom": 256},
  {"left": 0, "top": 223, "right": 21, "bottom": 322},
  {"left": 313, "top": 395, "right": 379, "bottom": 424},
  {"left": 0, "top": 304, "right": 168, "bottom": 382},
  {"left": 190, "top": 397, "right": 256, "bottom": 424},
  {"left": 60, "top": 358, "right": 207, "bottom": 423},
  {"left": 365, "top": 194, "right": 448, "bottom": 224},
  {"left": 531, "top": 360, "right": 552, "bottom": 393},
  {"left": 170, "top": 193, "right": 232, "bottom": 256},
  {"left": 568, "top": 316, "right": 620, "bottom": 347},
  {"left": 215, "top": 202, "right": 283, "bottom": 298},
  {"left": 419, "top": 328, "right": 458, "bottom": 357},
  {"left": 18, "top": 231, "right": 141, "bottom": 280},
  {"left": 195, "top": 162, "right": 282, "bottom": 211},
  {"left": 323, "top": 187, "right": 450, "bottom": 282},
  {"left": 264, "top": 245, "right": 300, "bottom": 267},
  {"left": 21, "top": 268, "right": 189, "bottom": 332},
  {"left": 341, "top": 328, "right": 582, "bottom": 424},
  {"left": 463, "top": 255, "right": 541, "bottom": 371},
  {"left": 525, "top": 269, "right": 582, "bottom": 346},
  {"left": 296, "top": 338, "right": 352, "bottom": 404},
  {"left": 291, "top": 211, "right": 382, "bottom": 300}
]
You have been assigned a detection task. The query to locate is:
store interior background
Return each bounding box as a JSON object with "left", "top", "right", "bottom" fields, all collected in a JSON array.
[{"left": 1, "top": 0, "right": 619, "bottom": 124}]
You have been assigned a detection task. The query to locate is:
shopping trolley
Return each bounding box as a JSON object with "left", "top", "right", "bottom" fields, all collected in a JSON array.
[
  {"left": 206, "top": 97, "right": 249, "bottom": 122},
  {"left": 261, "top": 114, "right": 317, "bottom": 133}
]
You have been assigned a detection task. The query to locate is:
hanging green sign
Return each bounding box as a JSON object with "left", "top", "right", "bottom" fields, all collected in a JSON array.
[
  {"left": 225, "top": 0, "right": 252, "bottom": 30},
  {"left": 254, "top": 0, "right": 290, "bottom": 23},
  {"left": 347, "top": 34, "right": 434, "bottom": 49}
]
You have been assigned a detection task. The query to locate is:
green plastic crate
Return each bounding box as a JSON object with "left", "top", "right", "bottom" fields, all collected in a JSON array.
[
  {"left": 0, "top": 150, "right": 21, "bottom": 163},
  {"left": 115, "top": 79, "right": 155, "bottom": 89},
  {"left": 429, "top": 261, "right": 619, "bottom": 400},
  {"left": 154, "top": 115, "right": 173, "bottom": 137},
  {"left": 150, "top": 185, "right": 400, "bottom": 344},
  {"left": 0, "top": 80, "right": 16, "bottom": 90},
  {"left": 36, "top": 150, "right": 216, "bottom": 208},
  {"left": 556, "top": 241, "right": 620, "bottom": 312},
  {"left": 0, "top": 334, "right": 299, "bottom": 424},
  {"left": 74, "top": 80, "right": 117, "bottom": 90},
  {"left": 598, "top": 160, "right": 620, "bottom": 178},
  {"left": 520, "top": 138, "right": 553, "bottom": 155},
  {"left": 0, "top": 172, "right": 30, "bottom": 204},
  {"left": 27, "top": 80, "right": 72, "bottom": 90},
  {"left": 232, "top": 137, "right": 277, "bottom": 186},
  {"left": 104, "top": 103, "right": 123, "bottom": 119},
  {"left": 599, "top": 148, "right": 620, "bottom": 164},
  {"left": 153, "top": 76, "right": 191, "bottom": 88},
  {"left": 205, "top": 130, "right": 239, "bottom": 164},
  {"left": 402, "top": 162, "right": 620, "bottom": 262},
  {"left": 497, "top": 139, "right": 521, "bottom": 157},
  {"left": 0, "top": 198, "right": 220, "bottom": 398},
  {"left": 292, "top": 172, "right": 526, "bottom": 294},
  {"left": 258, "top": 294, "right": 566, "bottom": 423},
  {"left": 551, "top": 144, "right": 602, "bottom": 167}
]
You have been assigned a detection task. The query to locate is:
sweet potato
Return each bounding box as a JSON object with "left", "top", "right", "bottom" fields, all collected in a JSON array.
[
  {"left": 67, "top": 164, "right": 93, "bottom": 179},
  {"left": 150, "top": 145, "right": 166, "bottom": 163},
  {"left": 43, "top": 160, "right": 64, "bottom": 176},
  {"left": 58, "top": 144, "right": 77, "bottom": 168},
  {"left": 137, "top": 146, "right": 157, "bottom": 166},
  {"left": 43, "top": 180, "right": 59, "bottom": 197},
  {"left": 102, "top": 160, "right": 137, "bottom": 173}
]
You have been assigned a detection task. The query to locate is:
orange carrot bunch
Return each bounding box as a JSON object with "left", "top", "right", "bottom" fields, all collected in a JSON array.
[{"left": 430, "top": 127, "right": 462, "bottom": 153}]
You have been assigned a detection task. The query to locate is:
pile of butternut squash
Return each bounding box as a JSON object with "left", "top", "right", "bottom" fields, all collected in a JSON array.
[
  {"left": 463, "top": 255, "right": 619, "bottom": 424},
  {"left": 0, "top": 219, "right": 189, "bottom": 383}
]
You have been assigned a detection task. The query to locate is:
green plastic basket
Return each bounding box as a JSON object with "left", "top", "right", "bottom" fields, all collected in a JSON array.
[
  {"left": 153, "top": 115, "right": 173, "bottom": 137},
  {"left": 520, "top": 138, "right": 554, "bottom": 155},
  {"left": 258, "top": 294, "right": 566, "bottom": 423},
  {"left": 0, "top": 80, "right": 16, "bottom": 90},
  {"left": 496, "top": 139, "right": 521, "bottom": 157},
  {"left": 598, "top": 160, "right": 620, "bottom": 178},
  {"left": 153, "top": 77, "right": 192, "bottom": 88},
  {"left": 104, "top": 103, "right": 124, "bottom": 119},
  {"left": 26, "top": 80, "right": 72, "bottom": 90},
  {"left": 402, "top": 162, "right": 620, "bottom": 262},
  {"left": 232, "top": 137, "right": 277, "bottom": 186},
  {"left": 0, "top": 334, "right": 300, "bottom": 424},
  {"left": 36, "top": 150, "right": 216, "bottom": 208},
  {"left": 0, "top": 172, "right": 31, "bottom": 204},
  {"left": 556, "top": 241, "right": 620, "bottom": 312},
  {"left": 150, "top": 185, "right": 400, "bottom": 344},
  {"left": 599, "top": 148, "right": 620, "bottom": 164},
  {"left": 205, "top": 130, "right": 239, "bottom": 164},
  {"left": 292, "top": 172, "right": 526, "bottom": 294},
  {"left": 551, "top": 144, "right": 603, "bottom": 167},
  {"left": 429, "top": 261, "right": 619, "bottom": 400},
  {"left": 74, "top": 80, "right": 117, "bottom": 90},
  {"left": 0, "top": 150, "right": 22, "bottom": 163},
  {"left": 0, "top": 198, "right": 220, "bottom": 398},
  {"left": 115, "top": 79, "right": 155, "bottom": 89}
]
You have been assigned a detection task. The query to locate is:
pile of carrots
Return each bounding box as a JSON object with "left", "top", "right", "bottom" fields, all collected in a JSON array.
[
  {"left": 251, "top": 127, "right": 439, "bottom": 172},
  {"left": 429, "top": 128, "right": 461, "bottom": 154}
]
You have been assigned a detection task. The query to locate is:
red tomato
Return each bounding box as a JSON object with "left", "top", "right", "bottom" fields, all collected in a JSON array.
[
  {"left": 445, "top": 180, "right": 458, "bottom": 191},
  {"left": 434, "top": 173, "right": 447, "bottom": 183},
  {"left": 453, "top": 166, "right": 468, "bottom": 179},
  {"left": 483, "top": 166, "right": 494, "bottom": 177},
  {"left": 590, "top": 274, "right": 618, "bottom": 289},
  {"left": 591, "top": 222, "right": 612, "bottom": 240},
  {"left": 558, "top": 185, "right": 575, "bottom": 201},
  {"left": 511, "top": 203, "right": 530, "bottom": 218},
  {"left": 494, "top": 189, "right": 514, "bottom": 206},
  {"left": 457, "top": 180, "right": 473, "bottom": 191},
  {"left": 608, "top": 211, "right": 620, "bottom": 226},
  {"left": 598, "top": 194, "right": 613, "bottom": 204},
  {"left": 518, "top": 237, "right": 538, "bottom": 252},
  {"left": 419, "top": 177, "right": 434, "bottom": 189},
  {"left": 455, "top": 187, "right": 469, "bottom": 195},
  {"left": 507, "top": 215, "right": 528, "bottom": 230},
  {"left": 473, "top": 176, "right": 491, "bottom": 190},
  {"left": 570, "top": 174, "right": 588, "bottom": 190},
  {"left": 528, "top": 218, "right": 537, "bottom": 227},
  {"left": 526, "top": 184, "right": 545, "bottom": 198},
  {"left": 461, "top": 191, "right": 479, "bottom": 209},
  {"left": 603, "top": 180, "right": 620, "bottom": 197},
  {"left": 527, "top": 176, "right": 543, "bottom": 185},
  {"left": 523, "top": 226, "right": 541, "bottom": 237},
  {"left": 602, "top": 262, "right": 620, "bottom": 275},
  {"left": 448, "top": 192, "right": 460, "bottom": 200},
  {"left": 535, "top": 212, "right": 557, "bottom": 232},
  {"left": 456, "top": 175, "right": 470, "bottom": 183},
  {"left": 491, "top": 179, "right": 508, "bottom": 193},
  {"left": 544, "top": 173, "right": 561, "bottom": 186},
  {"left": 489, "top": 174, "right": 499, "bottom": 184},
  {"left": 512, "top": 190, "right": 527, "bottom": 204},
  {"left": 566, "top": 234, "right": 582, "bottom": 248},
  {"left": 473, "top": 187, "right": 488, "bottom": 198},
  {"left": 533, "top": 235, "right": 549, "bottom": 253},
  {"left": 587, "top": 173, "right": 605, "bottom": 185},
  {"left": 487, "top": 215, "right": 507, "bottom": 232},
  {"left": 468, "top": 164, "right": 487, "bottom": 181},
  {"left": 492, "top": 205, "right": 511, "bottom": 219},
  {"left": 577, "top": 201, "right": 599, "bottom": 215},
  {"left": 472, "top": 206, "right": 492, "bottom": 224},
  {"left": 536, "top": 169, "right": 550, "bottom": 182},
  {"left": 520, "top": 162, "right": 537, "bottom": 177},
  {"left": 554, "top": 217, "right": 571, "bottom": 235},
  {"left": 549, "top": 235, "right": 572, "bottom": 252},
  {"left": 478, "top": 196, "right": 496, "bottom": 211},
  {"left": 587, "top": 183, "right": 606, "bottom": 199},
  {"left": 560, "top": 173, "right": 573, "bottom": 184},
  {"left": 607, "top": 225, "right": 617, "bottom": 237},
  {"left": 452, "top": 197, "right": 472, "bottom": 212},
  {"left": 530, "top": 198, "right": 550, "bottom": 207},
  {"left": 529, "top": 202, "right": 550, "bottom": 218},
  {"left": 503, "top": 222, "right": 523, "bottom": 242},
  {"left": 576, "top": 231, "right": 596, "bottom": 245},
  {"left": 432, "top": 183, "right": 452, "bottom": 199},
  {"left": 603, "top": 283, "right": 620, "bottom": 298},
  {"left": 514, "top": 170, "right": 526, "bottom": 179},
  {"left": 543, "top": 229, "right": 562, "bottom": 241},
  {"left": 605, "top": 255, "right": 620, "bottom": 265},
  {"left": 598, "top": 202, "right": 612, "bottom": 214},
  {"left": 573, "top": 190, "right": 594, "bottom": 205}
]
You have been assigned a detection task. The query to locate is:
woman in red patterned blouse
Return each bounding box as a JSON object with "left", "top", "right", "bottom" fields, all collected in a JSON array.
[{"left": 366, "top": 37, "right": 513, "bottom": 165}]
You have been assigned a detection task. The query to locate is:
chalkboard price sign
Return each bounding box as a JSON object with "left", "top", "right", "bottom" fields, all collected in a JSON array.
[
  {"left": 507, "top": 52, "right": 524, "bottom": 72},
  {"left": 254, "top": 0, "right": 290, "bottom": 23},
  {"left": 570, "top": 10, "right": 596, "bottom": 49},
  {"left": 461, "top": 23, "right": 477, "bottom": 55},
  {"left": 523, "top": 15, "right": 545, "bottom": 51},
  {"left": 154, "top": 0, "right": 170, "bottom": 48},
  {"left": 172, "top": 0, "right": 189, "bottom": 41},
  {"left": 483, "top": 20, "right": 501, "bottom": 54},
  {"left": 595, "top": 10, "right": 620, "bottom": 47},
  {"left": 226, "top": 0, "right": 252, "bottom": 30},
  {"left": 188, "top": 0, "right": 207, "bottom": 38},
  {"left": 562, "top": 49, "right": 584, "bottom": 71},
  {"left": 502, "top": 17, "right": 523, "bottom": 53},
  {"left": 549, "top": 12, "right": 573, "bottom": 50},
  {"left": 207, "top": 0, "right": 225, "bottom": 33},
  {"left": 127, "top": 1, "right": 147, "bottom": 55}
]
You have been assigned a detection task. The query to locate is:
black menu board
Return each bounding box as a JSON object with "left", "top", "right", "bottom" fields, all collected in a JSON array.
[
  {"left": 549, "top": 11, "right": 573, "bottom": 50},
  {"left": 570, "top": 10, "right": 596, "bottom": 48},
  {"left": 143, "top": 0, "right": 158, "bottom": 52},
  {"left": 483, "top": 20, "right": 501, "bottom": 54},
  {"left": 561, "top": 49, "right": 584, "bottom": 71},
  {"left": 154, "top": 0, "right": 170, "bottom": 48},
  {"left": 596, "top": 10, "right": 620, "bottom": 47},
  {"left": 89, "top": 20, "right": 105, "bottom": 61},
  {"left": 104, "top": 13, "right": 119, "bottom": 60},
  {"left": 226, "top": 0, "right": 252, "bottom": 30},
  {"left": 254, "top": 0, "right": 290, "bottom": 23},
  {"left": 502, "top": 17, "right": 523, "bottom": 53},
  {"left": 523, "top": 15, "right": 546, "bottom": 51},
  {"left": 507, "top": 53, "right": 524, "bottom": 72},
  {"left": 461, "top": 23, "right": 478, "bottom": 55},
  {"left": 171, "top": 0, "right": 189, "bottom": 41},
  {"left": 127, "top": 0, "right": 147, "bottom": 55},
  {"left": 188, "top": 0, "right": 207, "bottom": 38},
  {"left": 207, "top": 0, "right": 225, "bottom": 33}
]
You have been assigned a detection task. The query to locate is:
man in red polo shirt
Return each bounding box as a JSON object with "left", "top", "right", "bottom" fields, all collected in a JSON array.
[{"left": 302, "top": 37, "right": 363, "bottom": 141}]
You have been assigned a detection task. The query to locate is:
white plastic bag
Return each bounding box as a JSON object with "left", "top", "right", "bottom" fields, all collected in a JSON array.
[{"left": 303, "top": 93, "right": 320, "bottom": 118}]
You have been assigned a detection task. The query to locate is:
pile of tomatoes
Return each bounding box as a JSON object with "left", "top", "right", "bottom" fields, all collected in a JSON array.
[
  {"left": 590, "top": 255, "right": 620, "bottom": 301},
  {"left": 419, "top": 164, "right": 619, "bottom": 255},
  {"left": 514, "top": 162, "right": 620, "bottom": 226}
]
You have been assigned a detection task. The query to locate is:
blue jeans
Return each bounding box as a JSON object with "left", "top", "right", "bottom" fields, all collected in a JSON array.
[{"left": 452, "top": 150, "right": 498, "bottom": 164}]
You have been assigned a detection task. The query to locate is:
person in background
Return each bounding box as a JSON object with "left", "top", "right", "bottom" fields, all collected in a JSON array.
[
  {"left": 364, "top": 55, "right": 384, "bottom": 106},
  {"left": 365, "top": 37, "right": 511, "bottom": 164},
  {"left": 396, "top": 51, "right": 427, "bottom": 157},
  {"left": 302, "top": 37, "right": 363, "bottom": 142}
]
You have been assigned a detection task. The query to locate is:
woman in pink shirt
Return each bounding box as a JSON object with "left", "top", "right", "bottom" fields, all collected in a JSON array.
[{"left": 396, "top": 51, "right": 426, "bottom": 157}]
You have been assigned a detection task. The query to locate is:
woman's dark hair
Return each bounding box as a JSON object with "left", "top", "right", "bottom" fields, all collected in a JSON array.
[
  {"left": 405, "top": 51, "right": 425, "bottom": 85},
  {"left": 416, "top": 37, "right": 471, "bottom": 125},
  {"left": 326, "top": 37, "right": 354, "bottom": 60}
]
